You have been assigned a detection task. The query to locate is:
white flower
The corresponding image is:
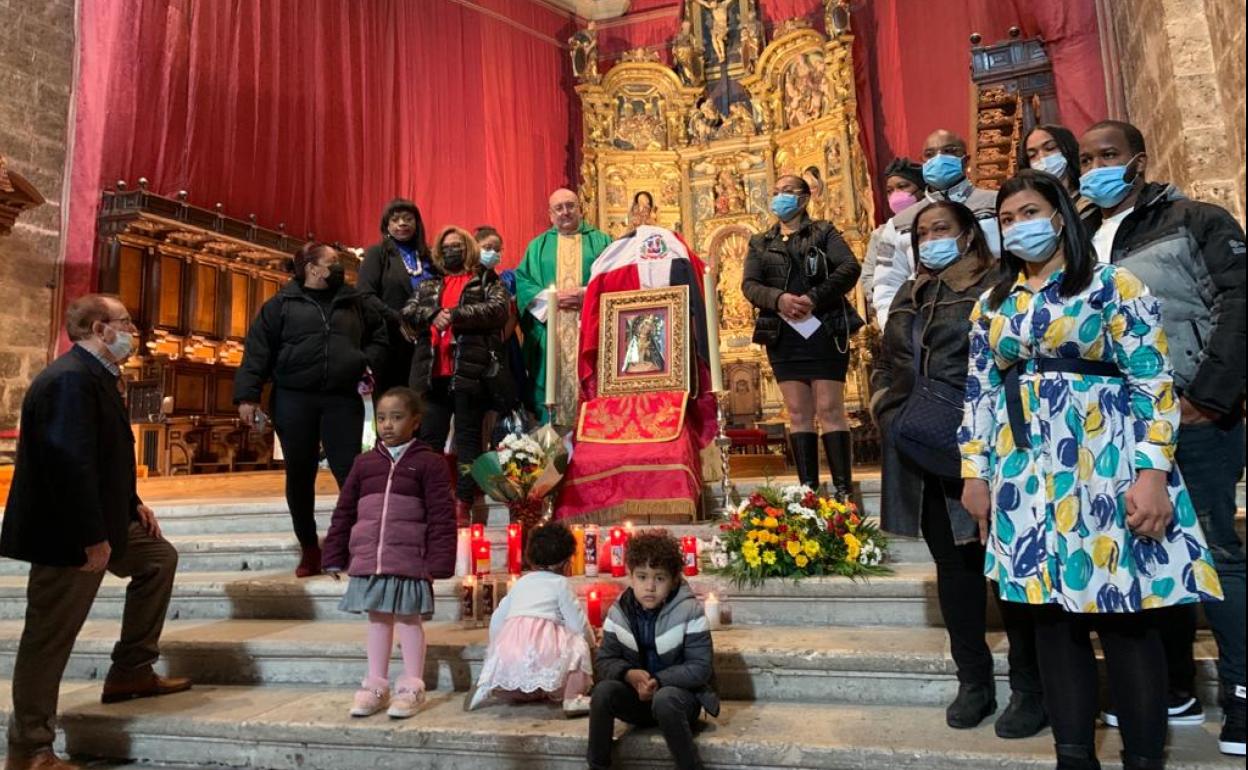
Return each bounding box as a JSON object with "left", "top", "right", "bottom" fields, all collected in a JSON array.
[
  {"left": 780, "top": 484, "right": 810, "bottom": 503},
  {"left": 711, "top": 552, "right": 729, "bottom": 568}
]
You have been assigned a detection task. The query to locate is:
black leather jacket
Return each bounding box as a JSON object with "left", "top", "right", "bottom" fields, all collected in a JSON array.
[
  {"left": 401, "top": 267, "right": 511, "bottom": 395},
  {"left": 741, "top": 215, "right": 861, "bottom": 346}
]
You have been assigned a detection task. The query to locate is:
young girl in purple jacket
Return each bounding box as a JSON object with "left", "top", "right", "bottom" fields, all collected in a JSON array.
[{"left": 322, "top": 387, "right": 457, "bottom": 719}]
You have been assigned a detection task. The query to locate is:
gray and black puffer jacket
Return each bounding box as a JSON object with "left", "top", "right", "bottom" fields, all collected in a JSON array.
[
  {"left": 595, "top": 582, "right": 720, "bottom": 717},
  {"left": 1087, "top": 182, "right": 1247, "bottom": 417}
]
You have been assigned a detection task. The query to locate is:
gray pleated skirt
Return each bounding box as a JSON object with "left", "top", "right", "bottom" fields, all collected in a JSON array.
[{"left": 338, "top": 575, "right": 435, "bottom": 619}]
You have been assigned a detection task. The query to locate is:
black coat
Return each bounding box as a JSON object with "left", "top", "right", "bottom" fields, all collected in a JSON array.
[
  {"left": 869, "top": 254, "right": 995, "bottom": 542},
  {"left": 402, "top": 268, "right": 511, "bottom": 396},
  {"left": 741, "top": 216, "right": 861, "bottom": 351},
  {"left": 1, "top": 346, "right": 141, "bottom": 566},
  {"left": 233, "top": 280, "right": 389, "bottom": 403},
  {"left": 359, "top": 240, "right": 435, "bottom": 393}
]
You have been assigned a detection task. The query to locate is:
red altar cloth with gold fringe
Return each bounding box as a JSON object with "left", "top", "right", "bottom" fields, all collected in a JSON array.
[{"left": 556, "top": 391, "right": 702, "bottom": 523}]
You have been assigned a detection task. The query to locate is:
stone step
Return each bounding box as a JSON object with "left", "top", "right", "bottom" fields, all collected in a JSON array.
[
  {"left": 0, "top": 619, "right": 1218, "bottom": 709},
  {"left": 0, "top": 526, "right": 931, "bottom": 576},
  {"left": 0, "top": 681, "right": 1237, "bottom": 770},
  {"left": 0, "top": 568, "right": 951, "bottom": 627}
]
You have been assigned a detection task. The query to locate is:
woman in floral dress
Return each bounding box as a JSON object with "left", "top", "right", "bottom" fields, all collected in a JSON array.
[{"left": 959, "top": 170, "right": 1222, "bottom": 770}]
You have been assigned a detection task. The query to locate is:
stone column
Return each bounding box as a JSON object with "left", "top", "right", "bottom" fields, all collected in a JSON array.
[{"left": 1105, "top": 0, "right": 1246, "bottom": 222}]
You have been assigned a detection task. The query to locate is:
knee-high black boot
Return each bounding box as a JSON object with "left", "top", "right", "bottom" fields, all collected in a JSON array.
[
  {"left": 821, "top": 431, "right": 853, "bottom": 500},
  {"left": 790, "top": 432, "right": 820, "bottom": 490}
]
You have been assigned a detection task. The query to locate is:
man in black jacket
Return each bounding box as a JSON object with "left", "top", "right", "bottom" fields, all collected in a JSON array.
[
  {"left": 1080, "top": 120, "right": 1246, "bottom": 756},
  {"left": 1, "top": 294, "right": 189, "bottom": 770}
]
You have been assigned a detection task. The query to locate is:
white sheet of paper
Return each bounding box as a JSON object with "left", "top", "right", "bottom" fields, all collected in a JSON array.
[
  {"left": 784, "top": 315, "right": 822, "bottom": 339},
  {"left": 528, "top": 294, "right": 549, "bottom": 323}
]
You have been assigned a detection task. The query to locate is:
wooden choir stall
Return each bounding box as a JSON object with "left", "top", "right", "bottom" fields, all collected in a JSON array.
[{"left": 94, "top": 182, "right": 357, "bottom": 477}]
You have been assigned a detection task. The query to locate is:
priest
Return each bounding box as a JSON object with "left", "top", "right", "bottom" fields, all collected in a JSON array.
[{"left": 515, "top": 188, "right": 611, "bottom": 429}]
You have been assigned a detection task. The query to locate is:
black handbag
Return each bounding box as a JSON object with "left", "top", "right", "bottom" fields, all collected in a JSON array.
[{"left": 891, "top": 316, "right": 965, "bottom": 479}]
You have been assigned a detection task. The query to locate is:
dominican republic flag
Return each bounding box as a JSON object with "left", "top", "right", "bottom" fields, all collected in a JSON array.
[{"left": 577, "top": 225, "right": 717, "bottom": 448}]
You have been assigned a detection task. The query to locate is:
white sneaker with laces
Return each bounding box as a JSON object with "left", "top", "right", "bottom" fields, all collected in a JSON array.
[{"left": 562, "top": 694, "right": 592, "bottom": 718}]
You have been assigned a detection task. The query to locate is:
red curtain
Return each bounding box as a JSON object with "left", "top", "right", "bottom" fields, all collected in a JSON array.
[{"left": 65, "top": 0, "right": 578, "bottom": 317}]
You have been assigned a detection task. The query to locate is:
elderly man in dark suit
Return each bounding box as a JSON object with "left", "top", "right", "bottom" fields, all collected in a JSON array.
[{"left": 1, "top": 294, "right": 190, "bottom": 770}]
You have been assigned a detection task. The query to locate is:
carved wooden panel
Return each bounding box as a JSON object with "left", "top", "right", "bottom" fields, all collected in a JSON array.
[
  {"left": 228, "top": 271, "right": 251, "bottom": 339},
  {"left": 117, "top": 244, "right": 144, "bottom": 316},
  {"left": 191, "top": 262, "right": 219, "bottom": 335},
  {"left": 157, "top": 255, "right": 184, "bottom": 329},
  {"left": 173, "top": 369, "right": 209, "bottom": 414}
]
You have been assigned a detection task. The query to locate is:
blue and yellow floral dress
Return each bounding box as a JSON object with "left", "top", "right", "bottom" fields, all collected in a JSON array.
[{"left": 959, "top": 263, "right": 1222, "bottom": 613}]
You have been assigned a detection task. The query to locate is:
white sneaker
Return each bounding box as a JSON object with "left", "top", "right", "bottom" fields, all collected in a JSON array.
[{"left": 562, "top": 694, "right": 592, "bottom": 718}]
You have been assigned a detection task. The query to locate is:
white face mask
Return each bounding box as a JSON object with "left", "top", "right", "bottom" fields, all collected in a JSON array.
[{"left": 104, "top": 328, "right": 134, "bottom": 362}]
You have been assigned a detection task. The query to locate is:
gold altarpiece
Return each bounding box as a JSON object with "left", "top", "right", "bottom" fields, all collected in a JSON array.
[{"left": 573, "top": 3, "right": 876, "bottom": 429}]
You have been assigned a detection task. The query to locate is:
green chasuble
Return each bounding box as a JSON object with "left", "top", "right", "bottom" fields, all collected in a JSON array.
[{"left": 516, "top": 220, "right": 611, "bottom": 426}]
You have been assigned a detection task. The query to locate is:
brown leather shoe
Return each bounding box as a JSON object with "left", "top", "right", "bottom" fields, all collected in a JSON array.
[
  {"left": 101, "top": 668, "right": 192, "bottom": 704},
  {"left": 4, "top": 749, "right": 80, "bottom": 770}
]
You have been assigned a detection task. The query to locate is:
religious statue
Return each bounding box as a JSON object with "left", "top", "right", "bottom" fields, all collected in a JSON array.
[
  {"left": 569, "top": 22, "right": 599, "bottom": 82},
  {"left": 740, "top": 3, "right": 763, "bottom": 74},
  {"left": 713, "top": 169, "right": 746, "bottom": 215},
  {"left": 824, "top": 0, "right": 852, "bottom": 36},
  {"left": 688, "top": 98, "right": 722, "bottom": 145},
  {"left": 639, "top": 102, "right": 666, "bottom": 150},
  {"left": 692, "top": 0, "right": 732, "bottom": 65},
  {"left": 515, "top": 189, "right": 612, "bottom": 429},
  {"left": 670, "top": 20, "right": 704, "bottom": 86},
  {"left": 628, "top": 191, "right": 658, "bottom": 228},
  {"left": 724, "top": 101, "right": 757, "bottom": 137}
]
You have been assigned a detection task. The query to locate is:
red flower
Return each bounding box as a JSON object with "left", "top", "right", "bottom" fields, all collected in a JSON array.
[
  {"left": 777, "top": 524, "right": 788, "bottom": 534},
  {"left": 802, "top": 491, "right": 818, "bottom": 509},
  {"left": 749, "top": 493, "right": 767, "bottom": 509}
]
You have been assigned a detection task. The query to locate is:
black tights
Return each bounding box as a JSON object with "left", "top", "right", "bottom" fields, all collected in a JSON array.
[
  {"left": 1032, "top": 605, "right": 1167, "bottom": 761},
  {"left": 920, "top": 477, "right": 1041, "bottom": 691},
  {"left": 418, "top": 378, "right": 486, "bottom": 503}
]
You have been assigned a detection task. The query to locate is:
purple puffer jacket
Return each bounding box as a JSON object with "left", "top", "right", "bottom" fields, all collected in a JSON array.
[{"left": 321, "top": 440, "right": 457, "bottom": 579}]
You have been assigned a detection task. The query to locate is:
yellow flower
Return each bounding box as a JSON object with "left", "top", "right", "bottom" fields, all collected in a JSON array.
[
  {"left": 745, "top": 552, "right": 762, "bottom": 568},
  {"left": 803, "top": 539, "right": 821, "bottom": 558},
  {"left": 750, "top": 516, "right": 763, "bottom": 527},
  {"left": 786, "top": 540, "right": 801, "bottom": 557},
  {"left": 762, "top": 550, "right": 777, "bottom": 565},
  {"left": 795, "top": 554, "right": 809, "bottom": 568},
  {"left": 843, "top": 533, "right": 861, "bottom": 561},
  {"left": 763, "top": 516, "right": 779, "bottom": 530}
]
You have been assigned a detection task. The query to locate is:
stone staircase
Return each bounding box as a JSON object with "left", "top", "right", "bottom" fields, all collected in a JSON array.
[{"left": 0, "top": 478, "right": 1241, "bottom": 769}]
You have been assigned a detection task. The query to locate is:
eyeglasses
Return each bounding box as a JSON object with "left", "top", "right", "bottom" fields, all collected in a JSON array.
[{"left": 104, "top": 316, "right": 136, "bottom": 328}]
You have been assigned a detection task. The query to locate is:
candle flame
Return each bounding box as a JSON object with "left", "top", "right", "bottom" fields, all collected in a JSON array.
[{"left": 589, "top": 589, "right": 599, "bottom": 600}]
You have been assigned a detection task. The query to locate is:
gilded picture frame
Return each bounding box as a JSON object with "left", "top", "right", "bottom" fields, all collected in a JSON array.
[{"left": 598, "top": 286, "right": 690, "bottom": 396}]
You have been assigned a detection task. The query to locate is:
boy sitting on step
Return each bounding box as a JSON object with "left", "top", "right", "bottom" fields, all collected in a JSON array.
[{"left": 588, "top": 531, "right": 719, "bottom": 770}]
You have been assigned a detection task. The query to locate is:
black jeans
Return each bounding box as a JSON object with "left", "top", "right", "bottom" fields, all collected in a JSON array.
[
  {"left": 418, "top": 378, "right": 486, "bottom": 503},
  {"left": 1160, "top": 420, "right": 1246, "bottom": 699},
  {"left": 1032, "top": 605, "right": 1167, "bottom": 761},
  {"left": 588, "top": 680, "right": 703, "bottom": 770},
  {"left": 921, "top": 476, "right": 1041, "bottom": 692},
  {"left": 272, "top": 388, "right": 363, "bottom": 547}
]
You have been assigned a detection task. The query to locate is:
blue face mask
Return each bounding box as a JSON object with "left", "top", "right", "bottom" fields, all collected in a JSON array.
[
  {"left": 1035, "top": 152, "right": 1069, "bottom": 180},
  {"left": 771, "top": 193, "right": 803, "bottom": 220},
  {"left": 917, "top": 236, "right": 963, "bottom": 270},
  {"left": 1003, "top": 214, "right": 1062, "bottom": 263},
  {"left": 479, "top": 248, "right": 501, "bottom": 269},
  {"left": 1080, "top": 162, "right": 1137, "bottom": 208},
  {"left": 922, "top": 154, "right": 965, "bottom": 190}
]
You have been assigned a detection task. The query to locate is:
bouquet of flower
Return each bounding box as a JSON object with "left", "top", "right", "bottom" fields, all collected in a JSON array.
[
  {"left": 469, "top": 424, "right": 569, "bottom": 532},
  {"left": 707, "top": 483, "right": 889, "bottom": 587}
]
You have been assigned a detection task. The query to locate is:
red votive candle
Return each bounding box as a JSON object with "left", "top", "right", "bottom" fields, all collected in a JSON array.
[
  {"left": 587, "top": 588, "right": 603, "bottom": 628},
  {"left": 609, "top": 527, "right": 626, "bottom": 577},
  {"left": 681, "top": 536, "right": 699, "bottom": 576},
  {"left": 506, "top": 523, "right": 523, "bottom": 576},
  {"left": 473, "top": 538, "right": 491, "bottom": 576}
]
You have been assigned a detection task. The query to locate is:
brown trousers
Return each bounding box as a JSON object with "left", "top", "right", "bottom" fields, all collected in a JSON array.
[{"left": 7, "top": 522, "right": 178, "bottom": 756}]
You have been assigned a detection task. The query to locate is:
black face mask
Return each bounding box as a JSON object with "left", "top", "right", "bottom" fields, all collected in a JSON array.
[
  {"left": 325, "top": 263, "right": 346, "bottom": 290},
  {"left": 442, "top": 247, "right": 466, "bottom": 271}
]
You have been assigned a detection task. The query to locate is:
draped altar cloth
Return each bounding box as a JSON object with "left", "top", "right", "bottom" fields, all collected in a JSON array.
[{"left": 555, "top": 227, "right": 718, "bottom": 523}]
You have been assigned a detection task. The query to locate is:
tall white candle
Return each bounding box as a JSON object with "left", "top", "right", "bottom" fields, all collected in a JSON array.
[
  {"left": 455, "top": 528, "right": 471, "bottom": 577},
  {"left": 702, "top": 267, "right": 724, "bottom": 393},
  {"left": 704, "top": 592, "right": 722, "bottom": 630},
  {"left": 544, "top": 285, "right": 558, "bottom": 411}
]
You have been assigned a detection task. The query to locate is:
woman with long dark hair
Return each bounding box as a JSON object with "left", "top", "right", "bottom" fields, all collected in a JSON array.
[
  {"left": 959, "top": 169, "right": 1223, "bottom": 769},
  {"left": 1017, "top": 124, "right": 1095, "bottom": 217},
  {"left": 359, "top": 199, "right": 437, "bottom": 395},
  {"left": 235, "top": 242, "right": 388, "bottom": 576},
  {"left": 873, "top": 200, "right": 1044, "bottom": 737},
  {"left": 742, "top": 174, "right": 862, "bottom": 497}
]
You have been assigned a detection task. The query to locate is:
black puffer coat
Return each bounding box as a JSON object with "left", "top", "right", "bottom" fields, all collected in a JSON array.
[
  {"left": 234, "top": 281, "right": 388, "bottom": 403},
  {"left": 401, "top": 267, "right": 511, "bottom": 395},
  {"left": 741, "top": 215, "right": 861, "bottom": 351},
  {"left": 869, "top": 253, "right": 994, "bottom": 542}
]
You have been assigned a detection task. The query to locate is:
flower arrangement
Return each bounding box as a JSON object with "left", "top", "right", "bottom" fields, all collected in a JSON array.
[
  {"left": 707, "top": 484, "right": 889, "bottom": 586},
  {"left": 469, "top": 425, "right": 569, "bottom": 532}
]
